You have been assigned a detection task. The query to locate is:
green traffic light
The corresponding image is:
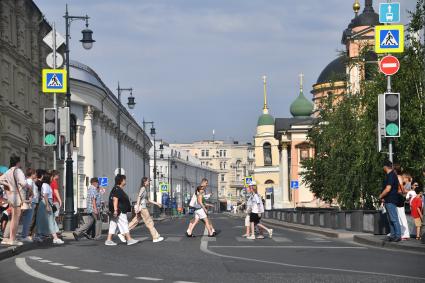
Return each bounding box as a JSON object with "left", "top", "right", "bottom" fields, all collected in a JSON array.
[
  {"left": 45, "top": 134, "right": 56, "bottom": 145},
  {"left": 386, "top": 123, "right": 399, "bottom": 136}
]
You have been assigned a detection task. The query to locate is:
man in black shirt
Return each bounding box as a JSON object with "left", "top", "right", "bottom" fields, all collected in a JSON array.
[
  {"left": 379, "top": 160, "right": 401, "bottom": 242},
  {"left": 105, "top": 174, "right": 138, "bottom": 246}
]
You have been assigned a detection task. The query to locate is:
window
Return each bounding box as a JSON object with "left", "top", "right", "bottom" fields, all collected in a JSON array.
[
  {"left": 223, "top": 150, "right": 227, "bottom": 157},
  {"left": 263, "top": 142, "right": 272, "bottom": 166},
  {"left": 219, "top": 150, "right": 222, "bottom": 157},
  {"left": 300, "top": 149, "right": 310, "bottom": 160},
  {"left": 223, "top": 162, "right": 226, "bottom": 169},
  {"left": 221, "top": 174, "right": 225, "bottom": 182},
  {"left": 206, "top": 150, "right": 209, "bottom": 157},
  {"left": 201, "top": 150, "right": 205, "bottom": 157}
]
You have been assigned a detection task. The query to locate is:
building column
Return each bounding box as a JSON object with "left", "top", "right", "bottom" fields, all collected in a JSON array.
[
  {"left": 279, "top": 142, "right": 291, "bottom": 208},
  {"left": 83, "top": 106, "right": 94, "bottom": 179}
]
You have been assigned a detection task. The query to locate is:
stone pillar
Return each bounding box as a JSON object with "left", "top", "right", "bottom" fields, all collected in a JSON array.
[
  {"left": 281, "top": 142, "right": 291, "bottom": 208},
  {"left": 83, "top": 106, "right": 94, "bottom": 179}
]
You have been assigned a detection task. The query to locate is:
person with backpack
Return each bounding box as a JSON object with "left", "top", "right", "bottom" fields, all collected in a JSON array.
[
  {"left": 0, "top": 156, "right": 28, "bottom": 246},
  {"left": 105, "top": 174, "right": 138, "bottom": 246},
  {"left": 127, "top": 177, "right": 164, "bottom": 243},
  {"left": 247, "top": 185, "right": 272, "bottom": 240}
]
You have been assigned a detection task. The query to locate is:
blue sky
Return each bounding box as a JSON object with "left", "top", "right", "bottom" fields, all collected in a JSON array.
[{"left": 33, "top": 0, "right": 417, "bottom": 143}]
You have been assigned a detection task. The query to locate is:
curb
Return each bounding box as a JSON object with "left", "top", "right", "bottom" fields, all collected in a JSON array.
[
  {"left": 224, "top": 212, "right": 361, "bottom": 239},
  {"left": 353, "top": 235, "right": 425, "bottom": 253}
]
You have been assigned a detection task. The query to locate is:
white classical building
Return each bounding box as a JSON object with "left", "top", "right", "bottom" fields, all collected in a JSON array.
[
  {"left": 69, "top": 61, "right": 152, "bottom": 208},
  {"left": 150, "top": 143, "right": 219, "bottom": 211}
]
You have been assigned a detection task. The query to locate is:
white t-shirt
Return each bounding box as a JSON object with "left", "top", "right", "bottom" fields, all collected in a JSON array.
[
  {"left": 251, "top": 194, "right": 262, "bottom": 213},
  {"left": 406, "top": 190, "right": 417, "bottom": 205},
  {"left": 41, "top": 183, "right": 53, "bottom": 200},
  {"left": 27, "top": 178, "right": 39, "bottom": 204}
]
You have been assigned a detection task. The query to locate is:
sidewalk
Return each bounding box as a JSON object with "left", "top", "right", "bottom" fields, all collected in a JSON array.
[
  {"left": 0, "top": 215, "right": 170, "bottom": 261},
  {"left": 225, "top": 212, "right": 425, "bottom": 253}
]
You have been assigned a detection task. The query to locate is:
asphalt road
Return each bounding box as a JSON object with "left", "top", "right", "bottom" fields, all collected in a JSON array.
[{"left": 0, "top": 213, "right": 424, "bottom": 283}]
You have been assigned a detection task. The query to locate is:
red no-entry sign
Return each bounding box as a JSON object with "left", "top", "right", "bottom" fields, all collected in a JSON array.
[{"left": 379, "top": 55, "right": 400, "bottom": 76}]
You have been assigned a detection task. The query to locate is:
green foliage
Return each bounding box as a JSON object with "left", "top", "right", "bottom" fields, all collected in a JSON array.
[{"left": 302, "top": 1, "right": 425, "bottom": 210}]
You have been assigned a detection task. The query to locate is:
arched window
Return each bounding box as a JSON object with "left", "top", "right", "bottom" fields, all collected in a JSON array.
[
  {"left": 70, "top": 114, "right": 77, "bottom": 147},
  {"left": 265, "top": 179, "right": 274, "bottom": 185},
  {"left": 263, "top": 142, "right": 272, "bottom": 166}
]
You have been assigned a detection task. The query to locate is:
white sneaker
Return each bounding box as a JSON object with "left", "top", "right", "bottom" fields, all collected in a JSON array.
[
  {"left": 9, "top": 240, "right": 24, "bottom": 246},
  {"left": 153, "top": 236, "right": 164, "bottom": 243},
  {"left": 1, "top": 239, "right": 10, "bottom": 245},
  {"left": 53, "top": 238, "right": 64, "bottom": 245},
  {"left": 268, "top": 229, "right": 273, "bottom": 239},
  {"left": 256, "top": 235, "right": 265, "bottom": 239},
  {"left": 117, "top": 233, "right": 126, "bottom": 243},
  {"left": 127, "top": 239, "right": 139, "bottom": 246},
  {"left": 246, "top": 235, "right": 256, "bottom": 240},
  {"left": 22, "top": 237, "right": 33, "bottom": 243},
  {"left": 105, "top": 240, "right": 117, "bottom": 246}
]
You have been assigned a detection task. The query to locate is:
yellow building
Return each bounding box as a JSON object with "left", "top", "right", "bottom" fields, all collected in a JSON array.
[{"left": 253, "top": 76, "right": 280, "bottom": 201}]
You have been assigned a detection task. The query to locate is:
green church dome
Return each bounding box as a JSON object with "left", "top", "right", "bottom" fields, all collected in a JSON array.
[
  {"left": 257, "top": 113, "right": 274, "bottom": 126},
  {"left": 290, "top": 90, "right": 314, "bottom": 118}
]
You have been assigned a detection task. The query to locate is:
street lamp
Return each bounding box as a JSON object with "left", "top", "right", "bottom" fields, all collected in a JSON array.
[
  {"left": 63, "top": 4, "right": 94, "bottom": 231},
  {"left": 117, "top": 83, "right": 134, "bottom": 175},
  {"left": 143, "top": 120, "right": 157, "bottom": 202}
]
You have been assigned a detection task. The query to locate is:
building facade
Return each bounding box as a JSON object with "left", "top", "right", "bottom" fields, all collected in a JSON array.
[
  {"left": 69, "top": 61, "right": 152, "bottom": 209},
  {"left": 149, "top": 143, "right": 219, "bottom": 211},
  {"left": 171, "top": 140, "right": 254, "bottom": 205},
  {"left": 0, "top": 0, "right": 55, "bottom": 169}
]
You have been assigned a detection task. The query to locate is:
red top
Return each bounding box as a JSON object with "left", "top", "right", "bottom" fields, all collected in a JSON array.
[
  {"left": 411, "top": 196, "right": 423, "bottom": 218},
  {"left": 51, "top": 179, "right": 59, "bottom": 203}
]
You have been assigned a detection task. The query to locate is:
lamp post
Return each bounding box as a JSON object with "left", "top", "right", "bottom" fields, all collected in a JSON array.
[
  {"left": 117, "top": 83, "right": 135, "bottom": 175},
  {"left": 143, "top": 120, "right": 157, "bottom": 202},
  {"left": 63, "top": 5, "right": 95, "bottom": 231}
]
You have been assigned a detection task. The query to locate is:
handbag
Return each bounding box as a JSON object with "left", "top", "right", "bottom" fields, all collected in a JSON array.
[{"left": 50, "top": 202, "right": 58, "bottom": 213}]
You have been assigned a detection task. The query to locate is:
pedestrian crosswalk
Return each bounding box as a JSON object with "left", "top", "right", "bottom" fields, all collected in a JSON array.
[{"left": 130, "top": 235, "right": 333, "bottom": 244}]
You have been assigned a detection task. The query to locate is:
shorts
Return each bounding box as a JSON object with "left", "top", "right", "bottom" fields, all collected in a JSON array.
[
  {"left": 414, "top": 218, "right": 422, "bottom": 228},
  {"left": 195, "top": 208, "right": 207, "bottom": 220},
  {"left": 249, "top": 213, "right": 261, "bottom": 225},
  {"left": 6, "top": 190, "right": 22, "bottom": 207},
  {"left": 244, "top": 215, "right": 250, "bottom": 227}
]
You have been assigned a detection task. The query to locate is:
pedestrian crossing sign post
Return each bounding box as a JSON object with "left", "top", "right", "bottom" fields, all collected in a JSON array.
[
  {"left": 160, "top": 182, "right": 169, "bottom": 193},
  {"left": 244, "top": 176, "right": 253, "bottom": 187},
  {"left": 42, "top": 69, "right": 67, "bottom": 93},
  {"left": 375, "top": 25, "right": 404, "bottom": 54}
]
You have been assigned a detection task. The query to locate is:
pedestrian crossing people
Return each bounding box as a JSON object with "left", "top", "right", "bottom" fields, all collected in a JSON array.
[
  {"left": 105, "top": 174, "right": 138, "bottom": 246},
  {"left": 247, "top": 185, "right": 272, "bottom": 240},
  {"left": 127, "top": 177, "right": 164, "bottom": 243}
]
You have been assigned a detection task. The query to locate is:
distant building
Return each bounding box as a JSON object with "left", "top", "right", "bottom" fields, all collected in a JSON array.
[
  {"left": 170, "top": 140, "right": 254, "bottom": 205},
  {"left": 312, "top": 0, "right": 379, "bottom": 111},
  {"left": 69, "top": 61, "right": 152, "bottom": 208},
  {"left": 149, "top": 143, "right": 219, "bottom": 211}
]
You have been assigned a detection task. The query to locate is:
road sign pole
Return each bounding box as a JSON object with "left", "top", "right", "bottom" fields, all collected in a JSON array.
[
  {"left": 53, "top": 23, "right": 57, "bottom": 170},
  {"left": 387, "top": 74, "right": 393, "bottom": 162}
]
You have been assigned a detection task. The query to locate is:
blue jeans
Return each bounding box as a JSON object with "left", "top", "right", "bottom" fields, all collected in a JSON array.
[
  {"left": 21, "top": 203, "right": 35, "bottom": 238},
  {"left": 385, "top": 202, "right": 401, "bottom": 239}
]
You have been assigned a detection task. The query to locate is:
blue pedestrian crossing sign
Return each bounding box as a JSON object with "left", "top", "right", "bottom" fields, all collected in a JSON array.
[
  {"left": 42, "top": 69, "right": 67, "bottom": 93},
  {"left": 98, "top": 177, "right": 108, "bottom": 187},
  {"left": 375, "top": 25, "right": 404, "bottom": 54},
  {"left": 379, "top": 2, "right": 400, "bottom": 23},
  {"left": 244, "top": 176, "right": 253, "bottom": 187},
  {"left": 159, "top": 182, "right": 169, "bottom": 192},
  {"left": 290, "top": 180, "right": 299, "bottom": 190}
]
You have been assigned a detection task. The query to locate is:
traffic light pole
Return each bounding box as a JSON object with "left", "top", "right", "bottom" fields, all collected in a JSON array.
[{"left": 387, "top": 75, "right": 393, "bottom": 163}]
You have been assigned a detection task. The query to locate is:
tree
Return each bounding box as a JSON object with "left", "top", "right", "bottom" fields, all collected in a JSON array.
[{"left": 302, "top": 1, "right": 425, "bottom": 210}]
